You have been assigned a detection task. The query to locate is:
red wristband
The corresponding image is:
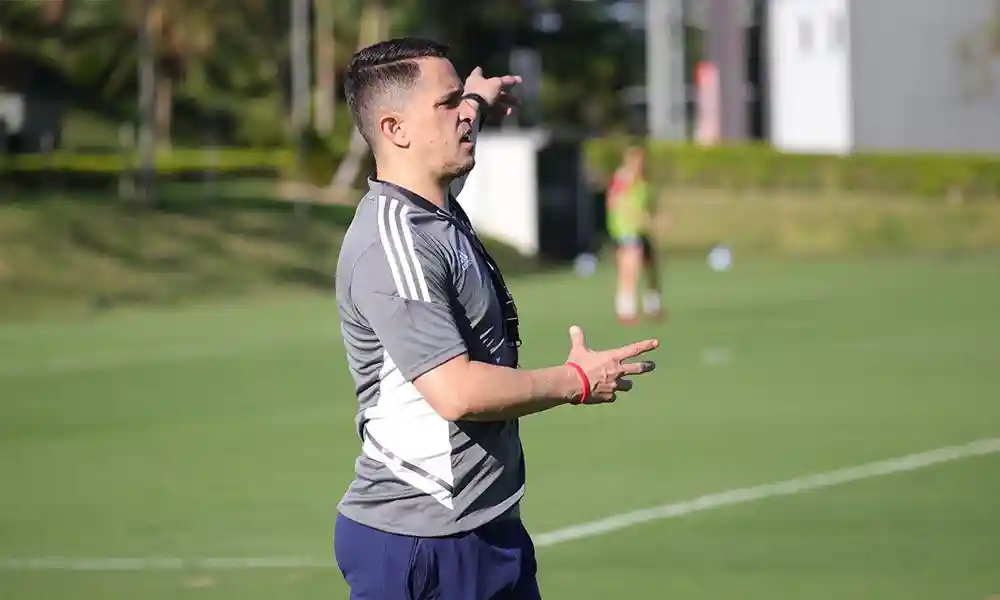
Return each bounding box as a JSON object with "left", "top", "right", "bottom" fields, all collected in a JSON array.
[{"left": 565, "top": 361, "right": 590, "bottom": 405}]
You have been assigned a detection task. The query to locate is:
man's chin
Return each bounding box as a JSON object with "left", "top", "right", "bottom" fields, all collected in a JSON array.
[{"left": 447, "top": 158, "right": 476, "bottom": 180}]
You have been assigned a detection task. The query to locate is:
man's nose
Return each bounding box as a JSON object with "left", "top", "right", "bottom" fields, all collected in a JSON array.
[{"left": 459, "top": 98, "right": 479, "bottom": 123}]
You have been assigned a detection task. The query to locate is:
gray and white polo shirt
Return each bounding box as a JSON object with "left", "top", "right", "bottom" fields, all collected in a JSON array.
[{"left": 334, "top": 177, "right": 525, "bottom": 537}]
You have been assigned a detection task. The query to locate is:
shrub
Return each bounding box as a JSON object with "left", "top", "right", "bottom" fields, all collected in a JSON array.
[{"left": 583, "top": 138, "right": 1000, "bottom": 201}]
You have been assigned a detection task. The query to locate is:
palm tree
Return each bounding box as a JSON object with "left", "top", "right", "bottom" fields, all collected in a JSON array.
[
  {"left": 0, "top": 0, "right": 260, "bottom": 146},
  {"left": 72, "top": 0, "right": 223, "bottom": 146}
]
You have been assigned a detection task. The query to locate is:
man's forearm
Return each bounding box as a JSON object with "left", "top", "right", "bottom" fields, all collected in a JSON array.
[
  {"left": 456, "top": 361, "right": 581, "bottom": 421},
  {"left": 415, "top": 357, "right": 583, "bottom": 422}
]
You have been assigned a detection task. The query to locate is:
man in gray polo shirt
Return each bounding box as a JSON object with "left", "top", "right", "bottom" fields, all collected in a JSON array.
[{"left": 333, "top": 37, "right": 660, "bottom": 600}]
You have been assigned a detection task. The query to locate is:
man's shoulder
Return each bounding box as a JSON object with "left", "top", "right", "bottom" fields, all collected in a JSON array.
[
  {"left": 348, "top": 193, "right": 452, "bottom": 244},
  {"left": 337, "top": 196, "right": 452, "bottom": 295},
  {"left": 337, "top": 199, "right": 373, "bottom": 267}
]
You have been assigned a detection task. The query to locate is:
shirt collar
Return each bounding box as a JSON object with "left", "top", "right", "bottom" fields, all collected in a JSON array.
[{"left": 367, "top": 177, "right": 447, "bottom": 215}]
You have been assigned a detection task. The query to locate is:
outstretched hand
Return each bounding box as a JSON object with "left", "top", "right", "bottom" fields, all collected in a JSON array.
[
  {"left": 463, "top": 66, "right": 522, "bottom": 120},
  {"left": 566, "top": 325, "right": 658, "bottom": 405}
]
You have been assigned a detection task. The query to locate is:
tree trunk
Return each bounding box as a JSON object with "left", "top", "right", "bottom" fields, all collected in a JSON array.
[
  {"left": 314, "top": 0, "right": 335, "bottom": 135},
  {"left": 290, "top": 0, "right": 311, "bottom": 135},
  {"left": 137, "top": 0, "right": 157, "bottom": 204},
  {"left": 329, "top": 0, "right": 386, "bottom": 194},
  {"left": 42, "top": 0, "right": 70, "bottom": 23},
  {"left": 329, "top": 128, "right": 368, "bottom": 192},
  {"left": 154, "top": 74, "right": 172, "bottom": 147}
]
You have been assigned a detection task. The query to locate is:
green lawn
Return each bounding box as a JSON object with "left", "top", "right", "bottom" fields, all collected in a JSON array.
[{"left": 1, "top": 256, "right": 999, "bottom": 599}]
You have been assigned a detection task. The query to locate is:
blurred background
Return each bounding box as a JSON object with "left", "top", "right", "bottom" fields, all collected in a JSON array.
[{"left": 1, "top": 1, "right": 998, "bottom": 599}]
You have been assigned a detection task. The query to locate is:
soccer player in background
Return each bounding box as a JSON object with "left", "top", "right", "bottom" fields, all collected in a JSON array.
[
  {"left": 333, "top": 37, "right": 660, "bottom": 599},
  {"left": 606, "top": 145, "right": 664, "bottom": 324}
]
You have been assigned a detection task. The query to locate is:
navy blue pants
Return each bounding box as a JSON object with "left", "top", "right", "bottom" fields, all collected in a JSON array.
[{"left": 334, "top": 513, "right": 541, "bottom": 600}]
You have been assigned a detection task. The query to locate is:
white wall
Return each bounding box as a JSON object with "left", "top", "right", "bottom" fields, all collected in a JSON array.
[
  {"left": 850, "top": 0, "right": 1000, "bottom": 153},
  {"left": 768, "top": 0, "right": 853, "bottom": 153},
  {"left": 454, "top": 130, "right": 549, "bottom": 256},
  {"left": 0, "top": 92, "right": 25, "bottom": 132}
]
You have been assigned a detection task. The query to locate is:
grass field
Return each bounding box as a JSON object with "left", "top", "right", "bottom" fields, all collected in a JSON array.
[{"left": 1, "top": 255, "right": 999, "bottom": 599}]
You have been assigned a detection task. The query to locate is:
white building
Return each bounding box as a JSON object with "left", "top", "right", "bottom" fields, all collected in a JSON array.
[{"left": 768, "top": 0, "right": 1000, "bottom": 154}]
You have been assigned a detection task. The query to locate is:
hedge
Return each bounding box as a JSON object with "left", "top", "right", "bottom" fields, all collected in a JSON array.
[
  {"left": 0, "top": 142, "right": 351, "bottom": 188},
  {"left": 18, "top": 139, "right": 998, "bottom": 201},
  {"left": 583, "top": 137, "right": 1000, "bottom": 201},
  {"left": 0, "top": 148, "right": 294, "bottom": 174}
]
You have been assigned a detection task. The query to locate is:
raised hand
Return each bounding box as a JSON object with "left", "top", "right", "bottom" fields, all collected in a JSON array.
[
  {"left": 463, "top": 66, "right": 522, "bottom": 119},
  {"left": 565, "top": 325, "right": 658, "bottom": 404}
]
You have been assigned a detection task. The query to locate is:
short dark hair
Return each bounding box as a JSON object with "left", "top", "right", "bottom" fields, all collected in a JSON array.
[{"left": 344, "top": 37, "right": 450, "bottom": 148}]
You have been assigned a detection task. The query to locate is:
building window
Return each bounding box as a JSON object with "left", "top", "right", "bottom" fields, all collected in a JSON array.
[
  {"left": 830, "top": 14, "right": 848, "bottom": 51},
  {"left": 798, "top": 17, "right": 814, "bottom": 53}
]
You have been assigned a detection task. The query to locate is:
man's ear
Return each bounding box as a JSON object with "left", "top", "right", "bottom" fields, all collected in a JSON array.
[{"left": 378, "top": 113, "right": 410, "bottom": 149}]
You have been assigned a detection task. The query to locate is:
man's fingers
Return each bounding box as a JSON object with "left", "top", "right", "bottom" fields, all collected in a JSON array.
[
  {"left": 616, "top": 378, "right": 634, "bottom": 392},
  {"left": 620, "top": 360, "right": 656, "bottom": 376},
  {"left": 613, "top": 338, "right": 660, "bottom": 360},
  {"left": 568, "top": 325, "right": 587, "bottom": 352},
  {"left": 495, "top": 93, "right": 521, "bottom": 107},
  {"left": 493, "top": 94, "right": 519, "bottom": 118},
  {"left": 468, "top": 68, "right": 519, "bottom": 88},
  {"left": 496, "top": 74, "right": 522, "bottom": 87}
]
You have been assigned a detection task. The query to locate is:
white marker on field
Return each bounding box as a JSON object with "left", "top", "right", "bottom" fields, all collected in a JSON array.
[{"left": 700, "top": 346, "right": 733, "bottom": 366}]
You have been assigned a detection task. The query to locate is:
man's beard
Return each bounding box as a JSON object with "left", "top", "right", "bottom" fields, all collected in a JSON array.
[{"left": 441, "top": 156, "right": 475, "bottom": 182}]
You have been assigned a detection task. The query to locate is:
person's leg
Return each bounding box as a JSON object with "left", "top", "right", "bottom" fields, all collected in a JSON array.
[
  {"left": 639, "top": 234, "right": 663, "bottom": 318},
  {"left": 412, "top": 517, "right": 539, "bottom": 600},
  {"left": 614, "top": 237, "right": 643, "bottom": 324},
  {"left": 509, "top": 521, "right": 542, "bottom": 600},
  {"left": 333, "top": 513, "right": 423, "bottom": 600}
]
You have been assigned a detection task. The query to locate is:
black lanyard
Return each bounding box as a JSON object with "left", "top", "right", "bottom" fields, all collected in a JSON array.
[{"left": 439, "top": 198, "right": 522, "bottom": 368}]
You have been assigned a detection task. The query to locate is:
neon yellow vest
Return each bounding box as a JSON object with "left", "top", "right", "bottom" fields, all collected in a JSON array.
[{"left": 608, "top": 179, "right": 650, "bottom": 239}]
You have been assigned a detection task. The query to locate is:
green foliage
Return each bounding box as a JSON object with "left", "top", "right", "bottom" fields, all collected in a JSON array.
[
  {"left": 402, "top": 0, "right": 643, "bottom": 130},
  {"left": 646, "top": 188, "right": 1000, "bottom": 258},
  {"left": 584, "top": 138, "right": 1000, "bottom": 201},
  {"left": 1, "top": 148, "right": 294, "bottom": 174},
  {"left": 0, "top": 188, "right": 354, "bottom": 318},
  {"left": 0, "top": 186, "right": 547, "bottom": 318},
  {"left": 0, "top": 0, "right": 301, "bottom": 146},
  {"left": 292, "top": 129, "right": 357, "bottom": 184},
  {"left": 0, "top": 141, "right": 353, "bottom": 187},
  {"left": 1, "top": 0, "right": 646, "bottom": 154}
]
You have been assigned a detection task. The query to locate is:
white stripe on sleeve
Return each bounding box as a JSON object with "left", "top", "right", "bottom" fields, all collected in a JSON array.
[
  {"left": 386, "top": 198, "right": 421, "bottom": 300},
  {"left": 376, "top": 195, "right": 432, "bottom": 302},
  {"left": 376, "top": 195, "right": 410, "bottom": 298},
  {"left": 398, "top": 204, "right": 432, "bottom": 302}
]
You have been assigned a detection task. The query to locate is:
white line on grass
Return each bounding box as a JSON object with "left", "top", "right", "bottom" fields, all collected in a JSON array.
[
  {"left": 3, "top": 437, "right": 998, "bottom": 572},
  {"left": 532, "top": 436, "right": 1000, "bottom": 547}
]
